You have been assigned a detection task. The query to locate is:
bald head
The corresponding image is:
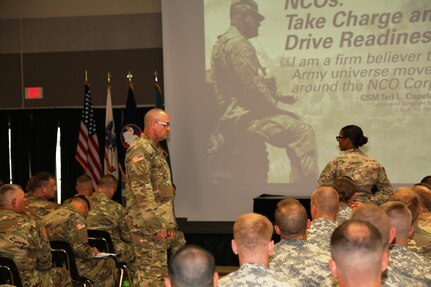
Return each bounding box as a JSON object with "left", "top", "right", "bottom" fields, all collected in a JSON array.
[
  {"left": 274, "top": 198, "right": 308, "bottom": 238},
  {"left": 311, "top": 187, "right": 339, "bottom": 220},
  {"left": 143, "top": 108, "right": 171, "bottom": 143},
  {"left": 166, "top": 245, "right": 216, "bottom": 287},
  {"left": 352, "top": 204, "right": 391, "bottom": 243}
]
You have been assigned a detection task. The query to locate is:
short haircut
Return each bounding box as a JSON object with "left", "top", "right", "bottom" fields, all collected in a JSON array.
[
  {"left": 27, "top": 171, "right": 55, "bottom": 192},
  {"left": 98, "top": 174, "right": 118, "bottom": 189},
  {"left": 76, "top": 174, "right": 93, "bottom": 185},
  {"left": 311, "top": 187, "right": 339, "bottom": 216},
  {"left": 0, "top": 184, "right": 22, "bottom": 208},
  {"left": 233, "top": 213, "right": 273, "bottom": 252},
  {"left": 352, "top": 204, "right": 390, "bottom": 242},
  {"left": 70, "top": 195, "right": 91, "bottom": 211},
  {"left": 389, "top": 187, "right": 420, "bottom": 223},
  {"left": 380, "top": 201, "right": 412, "bottom": 239},
  {"left": 331, "top": 219, "right": 385, "bottom": 273},
  {"left": 332, "top": 176, "right": 356, "bottom": 202},
  {"left": 168, "top": 244, "right": 215, "bottom": 287},
  {"left": 274, "top": 198, "right": 308, "bottom": 236},
  {"left": 412, "top": 184, "right": 431, "bottom": 211}
]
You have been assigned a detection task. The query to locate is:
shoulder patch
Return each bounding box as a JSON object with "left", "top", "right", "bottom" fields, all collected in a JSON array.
[
  {"left": 132, "top": 154, "right": 145, "bottom": 163},
  {"left": 76, "top": 223, "right": 86, "bottom": 230}
]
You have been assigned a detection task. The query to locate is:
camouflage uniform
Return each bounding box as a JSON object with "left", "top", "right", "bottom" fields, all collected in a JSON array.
[
  {"left": 0, "top": 209, "right": 72, "bottom": 287},
  {"left": 210, "top": 25, "right": 318, "bottom": 183},
  {"left": 318, "top": 149, "right": 392, "bottom": 204},
  {"left": 418, "top": 213, "right": 431, "bottom": 233},
  {"left": 23, "top": 193, "right": 60, "bottom": 220},
  {"left": 218, "top": 263, "right": 300, "bottom": 287},
  {"left": 42, "top": 204, "right": 116, "bottom": 286},
  {"left": 335, "top": 205, "right": 352, "bottom": 225},
  {"left": 125, "top": 134, "right": 176, "bottom": 286},
  {"left": 269, "top": 239, "right": 331, "bottom": 287},
  {"left": 87, "top": 191, "right": 135, "bottom": 263},
  {"left": 389, "top": 244, "right": 431, "bottom": 285},
  {"left": 307, "top": 218, "right": 337, "bottom": 252},
  {"left": 409, "top": 224, "right": 431, "bottom": 259},
  {"left": 319, "top": 267, "right": 426, "bottom": 287}
]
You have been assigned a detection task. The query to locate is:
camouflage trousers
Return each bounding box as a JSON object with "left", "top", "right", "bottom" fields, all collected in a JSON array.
[
  {"left": 52, "top": 267, "right": 73, "bottom": 287},
  {"left": 168, "top": 230, "right": 186, "bottom": 256},
  {"left": 19, "top": 267, "right": 72, "bottom": 287},
  {"left": 130, "top": 231, "right": 168, "bottom": 287},
  {"left": 247, "top": 113, "right": 319, "bottom": 183},
  {"left": 77, "top": 256, "right": 116, "bottom": 287}
]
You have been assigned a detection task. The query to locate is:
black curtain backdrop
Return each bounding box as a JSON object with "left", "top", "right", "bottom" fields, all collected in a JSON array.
[
  {"left": 0, "top": 112, "right": 10, "bottom": 184},
  {"left": 0, "top": 107, "right": 150, "bottom": 203}
]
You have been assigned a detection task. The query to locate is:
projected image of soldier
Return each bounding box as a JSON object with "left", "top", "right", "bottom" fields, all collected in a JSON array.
[{"left": 208, "top": 0, "right": 318, "bottom": 184}]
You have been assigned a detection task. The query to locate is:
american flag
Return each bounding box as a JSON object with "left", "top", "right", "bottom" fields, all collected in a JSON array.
[{"left": 75, "top": 84, "right": 102, "bottom": 190}]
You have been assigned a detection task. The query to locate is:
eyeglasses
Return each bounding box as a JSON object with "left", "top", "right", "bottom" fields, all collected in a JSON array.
[
  {"left": 156, "top": 121, "right": 170, "bottom": 128},
  {"left": 336, "top": 136, "right": 347, "bottom": 141}
]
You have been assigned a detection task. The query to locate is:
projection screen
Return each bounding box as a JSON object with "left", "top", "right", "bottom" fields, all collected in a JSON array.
[{"left": 162, "top": 0, "right": 431, "bottom": 221}]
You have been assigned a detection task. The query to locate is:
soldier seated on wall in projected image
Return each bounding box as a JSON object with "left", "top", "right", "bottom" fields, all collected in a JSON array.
[{"left": 208, "top": 0, "right": 318, "bottom": 185}]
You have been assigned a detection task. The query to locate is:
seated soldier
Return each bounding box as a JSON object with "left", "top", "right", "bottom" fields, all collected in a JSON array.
[
  {"left": 269, "top": 198, "right": 331, "bottom": 287},
  {"left": 351, "top": 204, "right": 422, "bottom": 286},
  {"left": 0, "top": 184, "right": 72, "bottom": 287},
  {"left": 218, "top": 213, "right": 300, "bottom": 287},
  {"left": 63, "top": 174, "right": 94, "bottom": 204},
  {"left": 23, "top": 172, "right": 60, "bottom": 220},
  {"left": 381, "top": 201, "right": 431, "bottom": 285},
  {"left": 390, "top": 187, "right": 431, "bottom": 258},
  {"left": 165, "top": 244, "right": 218, "bottom": 287},
  {"left": 308, "top": 187, "right": 339, "bottom": 252},
  {"left": 42, "top": 196, "right": 116, "bottom": 286},
  {"left": 328, "top": 219, "right": 388, "bottom": 287},
  {"left": 332, "top": 176, "right": 357, "bottom": 225},
  {"left": 412, "top": 183, "right": 431, "bottom": 233},
  {"left": 87, "top": 175, "right": 135, "bottom": 264}
]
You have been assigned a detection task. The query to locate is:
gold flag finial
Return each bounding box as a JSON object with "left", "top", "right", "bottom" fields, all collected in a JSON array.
[
  {"left": 127, "top": 71, "right": 133, "bottom": 83},
  {"left": 154, "top": 70, "right": 158, "bottom": 83},
  {"left": 108, "top": 71, "right": 111, "bottom": 85},
  {"left": 84, "top": 70, "right": 88, "bottom": 84}
]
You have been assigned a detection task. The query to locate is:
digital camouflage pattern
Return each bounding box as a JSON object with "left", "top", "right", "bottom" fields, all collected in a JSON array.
[
  {"left": 389, "top": 244, "right": 431, "bottom": 285},
  {"left": 269, "top": 239, "right": 331, "bottom": 287},
  {"left": 87, "top": 191, "right": 135, "bottom": 263},
  {"left": 41, "top": 204, "right": 115, "bottom": 286},
  {"left": 335, "top": 205, "right": 352, "bottom": 225},
  {"left": 318, "top": 149, "right": 392, "bottom": 204},
  {"left": 210, "top": 25, "right": 318, "bottom": 183},
  {"left": 0, "top": 209, "right": 71, "bottom": 287},
  {"left": 307, "top": 218, "right": 337, "bottom": 252},
  {"left": 411, "top": 223, "right": 431, "bottom": 259},
  {"left": 320, "top": 266, "right": 426, "bottom": 287},
  {"left": 218, "top": 263, "right": 301, "bottom": 287},
  {"left": 125, "top": 134, "right": 176, "bottom": 286},
  {"left": 23, "top": 193, "right": 60, "bottom": 221},
  {"left": 418, "top": 213, "right": 431, "bottom": 233}
]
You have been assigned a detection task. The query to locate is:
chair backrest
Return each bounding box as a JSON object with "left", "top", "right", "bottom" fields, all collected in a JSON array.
[
  {"left": 0, "top": 256, "right": 23, "bottom": 287},
  {"left": 50, "top": 240, "right": 93, "bottom": 286},
  {"left": 87, "top": 229, "right": 115, "bottom": 253}
]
